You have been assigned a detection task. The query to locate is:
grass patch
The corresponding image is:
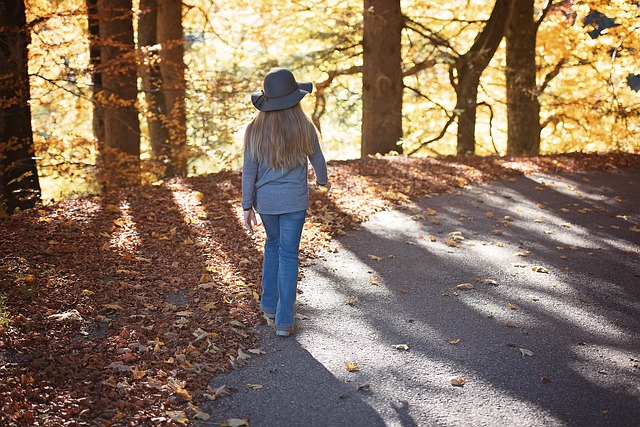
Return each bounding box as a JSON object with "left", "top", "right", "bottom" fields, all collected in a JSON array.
[{"left": 0, "top": 295, "right": 9, "bottom": 328}]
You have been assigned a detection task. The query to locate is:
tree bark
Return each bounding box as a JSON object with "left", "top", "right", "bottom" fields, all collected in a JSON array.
[
  {"left": 505, "top": 0, "right": 540, "bottom": 155},
  {"left": 139, "top": 0, "right": 170, "bottom": 173},
  {"left": 0, "top": 0, "right": 42, "bottom": 214},
  {"left": 97, "top": 0, "right": 141, "bottom": 190},
  {"left": 85, "top": 0, "right": 105, "bottom": 147},
  {"left": 453, "top": 0, "right": 510, "bottom": 155},
  {"left": 157, "top": 0, "right": 187, "bottom": 176},
  {"left": 361, "top": 0, "right": 404, "bottom": 157}
]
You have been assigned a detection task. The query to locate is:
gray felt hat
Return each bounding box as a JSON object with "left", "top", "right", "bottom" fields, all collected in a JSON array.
[{"left": 251, "top": 68, "right": 313, "bottom": 112}]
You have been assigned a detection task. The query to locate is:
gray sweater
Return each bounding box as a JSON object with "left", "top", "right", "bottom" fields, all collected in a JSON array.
[{"left": 241, "top": 137, "right": 328, "bottom": 215}]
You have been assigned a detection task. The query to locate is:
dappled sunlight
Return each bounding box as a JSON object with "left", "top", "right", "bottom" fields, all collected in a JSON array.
[
  {"left": 570, "top": 344, "right": 640, "bottom": 391},
  {"left": 289, "top": 166, "right": 640, "bottom": 426},
  {"left": 456, "top": 283, "right": 634, "bottom": 340},
  {"left": 108, "top": 199, "right": 142, "bottom": 256},
  {"left": 167, "top": 180, "right": 211, "bottom": 226}
]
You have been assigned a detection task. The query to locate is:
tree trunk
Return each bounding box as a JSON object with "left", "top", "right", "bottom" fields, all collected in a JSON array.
[
  {"left": 454, "top": 0, "right": 511, "bottom": 155},
  {"left": 506, "top": 0, "right": 540, "bottom": 155},
  {"left": 361, "top": 0, "right": 404, "bottom": 157},
  {"left": 97, "top": 0, "right": 141, "bottom": 190},
  {"left": 0, "top": 0, "right": 42, "bottom": 214},
  {"left": 139, "top": 0, "right": 170, "bottom": 173},
  {"left": 85, "top": 0, "right": 105, "bottom": 147},
  {"left": 157, "top": 0, "right": 187, "bottom": 176}
]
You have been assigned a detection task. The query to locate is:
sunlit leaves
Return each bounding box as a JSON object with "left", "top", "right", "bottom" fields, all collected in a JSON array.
[{"left": 345, "top": 361, "right": 360, "bottom": 372}]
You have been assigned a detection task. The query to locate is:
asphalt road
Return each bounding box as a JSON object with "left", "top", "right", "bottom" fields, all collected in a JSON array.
[{"left": 199, "top": 166, "right": 640, "bottom": 427}]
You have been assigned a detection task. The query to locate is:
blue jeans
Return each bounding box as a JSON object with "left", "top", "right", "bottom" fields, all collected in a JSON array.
[{"left": 259, "top": 210, "right": 306, "bottom": 330}]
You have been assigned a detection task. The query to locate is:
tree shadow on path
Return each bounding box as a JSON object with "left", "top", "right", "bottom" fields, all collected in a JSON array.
[{"left": 199, "top": 166, "right": 640, "bottom": 427}]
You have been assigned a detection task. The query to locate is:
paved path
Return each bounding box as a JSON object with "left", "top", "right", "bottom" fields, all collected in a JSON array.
[{"left": 200, "top": 167, "right": 640, "bottom": 427}]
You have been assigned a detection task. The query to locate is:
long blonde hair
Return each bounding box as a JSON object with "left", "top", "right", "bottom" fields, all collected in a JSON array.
[{"left": 244, "top": 103, "right": 319, "bottom": 170}]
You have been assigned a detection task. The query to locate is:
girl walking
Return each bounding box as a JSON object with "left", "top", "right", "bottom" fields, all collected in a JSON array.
[{"left": 242, "top": 68, "right": 331, "bottom": 337}]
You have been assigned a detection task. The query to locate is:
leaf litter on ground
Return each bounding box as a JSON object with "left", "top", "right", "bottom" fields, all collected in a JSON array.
[{"left": 0, "top": 153, "right": 638, "bottom": 425}]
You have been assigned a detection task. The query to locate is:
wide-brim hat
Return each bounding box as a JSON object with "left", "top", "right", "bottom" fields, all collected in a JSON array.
[{"left": 251, "top": 68, "right": 313, "bottom": 112}]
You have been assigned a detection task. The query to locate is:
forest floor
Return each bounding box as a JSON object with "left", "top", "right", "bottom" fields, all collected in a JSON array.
[{"left": 1, "top": 152, "right": 639, "bottom": 426}]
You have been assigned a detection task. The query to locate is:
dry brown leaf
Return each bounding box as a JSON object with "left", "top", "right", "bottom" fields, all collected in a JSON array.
[
  {"left": 531, "top": 266, "right": 549, "bottom": 273},
  {"left": 449, "top": 376, "right": 466, "bottom": 386}
]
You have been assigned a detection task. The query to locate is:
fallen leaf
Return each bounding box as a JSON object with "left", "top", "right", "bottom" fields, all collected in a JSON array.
[
  {"left": 203, "top": 385, "right": 230, "bottom": 400},
  {"left": 346, "top": 296, "right": 358, "bottom": 305},
  {"left": 345, "top": 361, "right": 360, "bottom": 372},
  {"left": 456, "top": 283, "right": 474, "bottom": 290},
  {"left": 166, "top": 411, "right": 188, "bottom": 425},
  {"left": 448, "top": 339, "right": 461, "bottom": 345},
  {"left": 246, "top": 384, "right": 263, "bottom": 390},
  {"left": 444, "top": 231, "right": 465, "bottom": 247},
  {"left": 194, "top": 411, "right": 210, "bottom": 421},
  {"left": 520, "top": 348, "right": 534, "bottom": 357},
  {"left": 368, "top": 254, "right": 382, "bottom": 261},
  {"left": 449, "top": 376, "right": 466, "bottom": 386},
  {"left": 392, "top": 344, "right": 410, "bottom": 351},
  {"left": 508, "top": 303, "right": 518, "bottom": 310},
  {"left": 531, "top": 266, "right": 549, "bottom": 273}
]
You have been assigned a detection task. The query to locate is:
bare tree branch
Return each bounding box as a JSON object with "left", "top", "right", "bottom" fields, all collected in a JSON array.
[
  {"left": 407, "top": 114, "right": 456, "bottom": 156},
  {"left": 477, "top": 101, "right": 499, "bottom": 154},
  {"left": 535, "top": 0, "right": 556, "bottom": 31}
]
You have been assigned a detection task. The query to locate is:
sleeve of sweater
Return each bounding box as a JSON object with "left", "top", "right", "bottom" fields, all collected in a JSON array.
[
  {"left": 308, "top": 137, "right": 328, "bottom": 185},
  {"left": 241, "top": 146, "right": 258, "bottom": 210}
]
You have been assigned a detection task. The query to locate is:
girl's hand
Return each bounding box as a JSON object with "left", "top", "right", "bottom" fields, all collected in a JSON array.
[
  {"left": 244, "top": 209, "right": 257, "bottom": 234},
  {"left": 319, "top": 181, "right": 332, "bottom": 193}
]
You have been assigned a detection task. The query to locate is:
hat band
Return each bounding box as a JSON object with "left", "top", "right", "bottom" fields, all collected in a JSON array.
[{"left": 255, "top": 86, "right": 300, "bottom": 108}]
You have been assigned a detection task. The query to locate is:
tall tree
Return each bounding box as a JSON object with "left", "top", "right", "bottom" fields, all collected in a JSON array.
[
  {"left": 97, "top": 0, "right": 140, "bottom": 189},
  {"left": 139, "top": 0, "right": 170, "bottom": 174},
  {"left": 85, "top": 0, "right": 105, "bottom": 148},
  {"left": 0, "top": 0, "right": 41, "bottom": 214},
  {"left": 157, "top": 0, "right": 187, "bottom": 176},
  {"left": 505, "top": 0, "right": 540, "bottom": 155},
  {"left": 453, "top": 0, "right": 511, "bottom": 155},
  {"left": 361, "top": 0, "right": 404, "bottom": 157}
]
